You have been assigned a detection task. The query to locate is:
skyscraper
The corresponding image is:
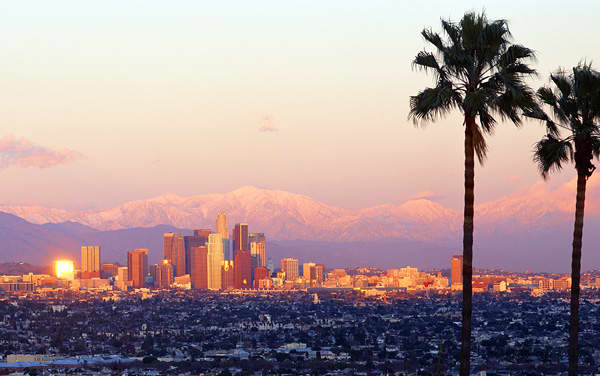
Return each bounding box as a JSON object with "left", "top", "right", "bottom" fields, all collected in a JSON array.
[
  {"left": 451, "top": 255, "right": 463, "bottom": 288},
  {"left": 184, "top": 230, "right": 211, "bottom": 274},
  {"left": 127, "top": 249, "right": 148, "bottom": 288},
  {"left": 164, "top": 233, "right": 186, "bottom": 277},
  {"left": 81, "top": 246, "right": 100, "bottom": 279},
  {"left": 232, "top": 223, "right": 248, "bottom": 259},
  {"left": 234, "top": 250, "right": 252, "bottom": 289},
  {"left": 207, "top": 233, "right": 224, "bottom": 290},
  {"left": 221, "top": 260, "right": 235, "bottom": 289},
  {"left": 249, "top": 233, "right": 266, "bottom": 267},
  {"left": 117, "top": 266, "right": 128, "bottom": 282},
  {"left": 303, "top": 262, "right": 317, "bottom": 283},
  {"left": 281, "top": 258, "right": 299, "bottom": 282},
  {"left": 155, "top": 259, "right": 174, "bottom": 289},
  {"left": 189, "top": 246, "right": 208, "bottom": 289},
  {"left": 216, "top": 212, "right": 230, "bottom": 260},
  {"left": 314, "top": 264, "right": 325, "bottom": 283},
  {"left": 253, "top": 266, "right": 269, "bottom": 289}
]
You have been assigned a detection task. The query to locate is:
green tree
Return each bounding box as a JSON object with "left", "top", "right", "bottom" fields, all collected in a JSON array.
[
  {"left": 409, "top": 12, "right": 538, "bottom": 375},
  {"left": 526, "top": 63, "right": 600, "bottom": 376}
]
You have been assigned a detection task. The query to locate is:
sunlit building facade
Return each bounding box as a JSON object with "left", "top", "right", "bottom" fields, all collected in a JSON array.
[
  {"left": 127, "top": 249, "right": 148, "bottom": 288},
  {"left": 234, "top": 250, "right": 252, "bottom": 289},
  {"left": 81, "top": 246, "right": 100, "bottom": 279},
  {"left": 189, "top": 246, "right": 208, "bottom": 289},
  {"left": 207, "top": 233, "right": 224, "bottom": 290},
  {"left": 232, "top": 223, "right": 248, "bottom": 259},
  {"left": 451, "top": 255, "right": 463, "bottom": 288},
  {"left": 216, "top": 212, "right": 231, "bottom": 260},
  {"left": 164, "top": 232, "right": 186, "bottom": 277},
  {"left": 281, "top": 257, "right": 299, "bottom": 282}
]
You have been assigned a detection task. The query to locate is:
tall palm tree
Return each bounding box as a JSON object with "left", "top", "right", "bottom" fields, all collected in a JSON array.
[
  {"left": 526, "top": 63, "right": 600, "bottom": 376},
  {"left": 409, "top": 12, "right": 538, "bottom": 375}
]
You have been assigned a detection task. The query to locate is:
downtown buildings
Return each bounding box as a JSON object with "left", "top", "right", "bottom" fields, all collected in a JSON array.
[
  {"left": 157, "top": 213, "right": 267, "bottom": 291},
  {"left": 81, "top": 246, "right": 100, "bottom": 279}
]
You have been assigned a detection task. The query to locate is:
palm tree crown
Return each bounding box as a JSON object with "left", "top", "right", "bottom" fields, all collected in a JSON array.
[
  {"left": 409, "top": 12, "right": 539, "bottom": 160},
  {"left": 529, "top": 64, "right": 600, "bottom": 178}
]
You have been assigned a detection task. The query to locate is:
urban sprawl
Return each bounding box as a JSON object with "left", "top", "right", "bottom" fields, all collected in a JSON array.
[{"left": 3, "top": 212, "right": 600, "bottom": 375}]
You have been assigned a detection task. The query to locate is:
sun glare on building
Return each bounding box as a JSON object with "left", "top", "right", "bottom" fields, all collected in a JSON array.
[{"left": 55, "top": 260, "right": 75, "bottom": 280}]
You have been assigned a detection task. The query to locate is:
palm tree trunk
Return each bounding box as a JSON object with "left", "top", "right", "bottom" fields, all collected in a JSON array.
[
  {"left": 460, "top": 118, "right": 475, "bottom": 376},
  {"left": 569, "top": 171, "right": 587, "bottom": 376}
]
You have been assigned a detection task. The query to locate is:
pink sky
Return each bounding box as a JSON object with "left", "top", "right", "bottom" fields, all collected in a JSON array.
[{"left": 0, "top": 1, "right": 598, "bottom": 210}]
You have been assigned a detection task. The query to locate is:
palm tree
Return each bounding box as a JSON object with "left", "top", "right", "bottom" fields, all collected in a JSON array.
[
  {"left": 409, "top": 12, "right": 538, "bottom": 375},
  {"left": 526, "top": 63, "right": 600, "bottom": 376}
]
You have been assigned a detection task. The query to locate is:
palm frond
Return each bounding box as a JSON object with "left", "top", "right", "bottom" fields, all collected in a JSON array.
[
  {"left": 409, "top": 83, "right": 460, "bottom": 124},
  {"left": 533, "top": 135, "right": 573, "bottom": 179},
  {"left": 472, "top": 123, "right": 489, "bottom": 164}
]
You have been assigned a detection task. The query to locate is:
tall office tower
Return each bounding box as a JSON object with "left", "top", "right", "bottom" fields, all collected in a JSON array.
[
  {"left": 451, "top": 255, "right": 463, "bottom": 287},
  {"left": 207, "top": 233, "right": 224, "bottom": 290},
  {"left": 81, "top": 246, "right": 101, "bottom": 279},
  {"left": 249, "top": 233, "right": 266, "bottom": 267},
  {"left": 156, "top": 259, "right": 174, "bottom": 289},
  {"left": 216, "top": 212, "right": 230, "bottom": 260},
  {"left": 184, "top": 230, "right": 211, "bottom": 274},
  {"left": 232, "top": 223, "right": 248, "bottom": 259},
  {"left": 314, "top": 264, "right": 325, "bottom": 283},
  {"left": 127, "top": 249, "right": 148, "bottom": 288},
  {"left": 221, "top": 260, "right": 235, "bottom": 289},
  {"left": 163, "top": 233, "right": 186, "bottom": 277},
  {"left": 253, "top": 266, "right": 269, "bottom": 289},
  {"left": 281, "top": 258, "right": 299, "bottom": 282},
  {"left": 234, "top": 250, "right": 252, "bottom": 289},
  {"left": 189, "top": 246, "right": 209, "bottom": 289},
  {"left": 303, "top": 262, "right": 317, "bottom": 283}
]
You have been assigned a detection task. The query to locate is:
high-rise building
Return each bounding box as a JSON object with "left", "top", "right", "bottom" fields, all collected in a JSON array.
[
  {"left": 216, "top": 212, "right": 230, "bottom": 260},
  {"left": 189, "top": 246, "right": 208, "bottom": 289},
  {"left": 155, "top": 259, "right": 174, "bottom": 289},
  {"left": 221, "top": 260, "right": 235, "bottom": 289},
  {"left": 253, "top": 266, "right": 269, "bottom": 289},
  {"left": 117, "top": 266, "right": 128, "bottom": 282},
  {"left": 207, "top": 233, "right": 224, "bottom": 290},
  {"left": 164, "top": 233, "right": 186, "bottom": 277},
  {"left": 81, "top": 246, "right": 101, "bottom": 279},
  {"left": 232, "top": 223, "right": 248, "bottom": 259},
  {"left": 127, "top": 249, "right": 148, "bottom": 288},
  {"left": 303, "top": 262, "right": 317, "bottom": 283},
  {"left": 314, "top": 264, "right": 325, "bottom": 283},
  {"left": 234, "top": 250, "right": 252, "bottom": 289},
  {"left": 249, "top": 233, "right": 266, "bottom": 267},
  {"left": 451, "top": 255, "right": 463, "bottom": 288},
  {"left": 281, "top": 258, "right": 299, "bottom": 282},
  {"left": 184, "top": 230, "right": 211, "bottom": 274}
]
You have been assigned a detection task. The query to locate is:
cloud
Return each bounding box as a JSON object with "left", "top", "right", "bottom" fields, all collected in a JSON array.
[
  {"left": 258, "top": 116, "right": 279, "bottom": 132},
  {"left": 408, "top": 190, "right": 443, "bottom": 201},
  {"left": 0, "top": 135, "right": 83, "bottom": 169}
]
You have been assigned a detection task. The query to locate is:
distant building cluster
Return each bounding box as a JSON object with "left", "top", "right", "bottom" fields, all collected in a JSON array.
[{"left": 0, "top": 225, "right": 592, "bottom": 297}]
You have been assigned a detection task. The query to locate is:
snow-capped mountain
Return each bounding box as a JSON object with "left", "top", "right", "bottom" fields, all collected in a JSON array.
[{"left": 0, "top": 179, "right": 597, "bottom": 243}]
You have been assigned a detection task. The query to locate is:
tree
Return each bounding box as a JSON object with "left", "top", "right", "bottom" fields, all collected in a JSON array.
[
  {"left": 526, "top": 63, "right": 600, "bottom": 376},
  {"left": 409, "top": 12, "right": 538, "bottom": 375}
]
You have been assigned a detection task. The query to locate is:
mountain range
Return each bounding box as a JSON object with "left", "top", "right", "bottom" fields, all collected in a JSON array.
[{"left": 0, "top": 180, "right": 599, "bottom": 271}]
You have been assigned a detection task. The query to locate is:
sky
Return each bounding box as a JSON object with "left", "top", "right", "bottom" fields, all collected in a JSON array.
[{"left": 0, "top": 1, "right": 599, "bottom": 210}]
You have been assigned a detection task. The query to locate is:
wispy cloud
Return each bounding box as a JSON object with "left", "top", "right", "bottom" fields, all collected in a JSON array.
[
  {"left": 0, "top": 135, "right": 83, "bottom": 169},
  {"left": 408, "top": 190, "right": 443, "bottom": 201},
  {"left": 258, "top": 116, "right": 279, "bottom": 133}
]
